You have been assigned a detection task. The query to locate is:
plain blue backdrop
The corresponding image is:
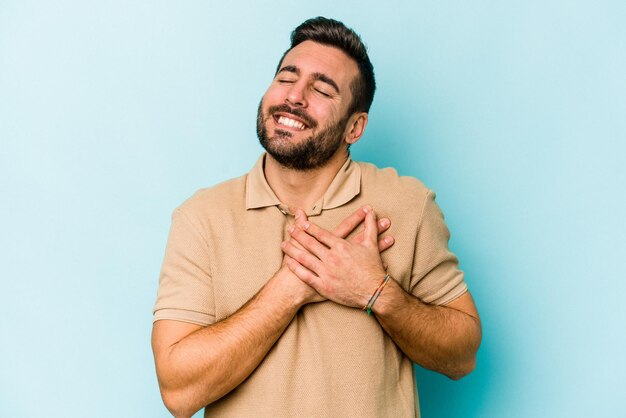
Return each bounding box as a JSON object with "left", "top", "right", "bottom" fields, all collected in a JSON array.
[{"left": 1, "top": 1, "right": 625, "bottom": 417}]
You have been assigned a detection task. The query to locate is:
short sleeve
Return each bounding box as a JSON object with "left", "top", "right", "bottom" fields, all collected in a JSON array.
[
  {"left": 409, "top": 191, "right": 468, "bottom": 305},
  {"left": 153, "top": 208, "right": 216, "bottom": 326}
]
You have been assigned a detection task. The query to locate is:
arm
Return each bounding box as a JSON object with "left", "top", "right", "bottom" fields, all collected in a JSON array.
[
  {"left": 152, "top": 267, "right": 312, "bottom": 418},
  {"left": 371, "top": 285, "right": 481, "bottom": 379},
  {"left": 152, "top": 206, "right": 395, "bottom": 417},
  {"left": 282, "top": 207, "right": 481, "bottom": 380}
]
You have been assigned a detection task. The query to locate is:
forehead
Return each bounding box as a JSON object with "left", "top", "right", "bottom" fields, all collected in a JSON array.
[{"left": 279, "top": 41, "right": 359, "bottom": 89}]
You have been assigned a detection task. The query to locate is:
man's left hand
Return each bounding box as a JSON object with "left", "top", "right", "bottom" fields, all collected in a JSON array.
[{"left": 281, "top": 206, "right": 387, "bottom": 309}]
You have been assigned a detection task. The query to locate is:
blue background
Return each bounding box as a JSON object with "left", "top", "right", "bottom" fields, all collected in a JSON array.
[{"left": 1, "top": 1, "right": 625, "bottom": 417}]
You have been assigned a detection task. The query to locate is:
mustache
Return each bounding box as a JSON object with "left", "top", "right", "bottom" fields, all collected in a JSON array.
[{"left": 267, "top": 104, "right": 317, "bottom": 129}]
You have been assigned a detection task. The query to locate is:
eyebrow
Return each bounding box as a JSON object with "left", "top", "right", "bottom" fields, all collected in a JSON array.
[{"left": 277, "top": 65, "right": 341, "bottom": 94}]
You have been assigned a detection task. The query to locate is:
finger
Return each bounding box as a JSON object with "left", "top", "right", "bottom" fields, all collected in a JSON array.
[
  {"left": 289, "top": 224, "right": 329, "bottom": 259},
  {"left": 281, "top": 240, "right": 324, "bottom": 274},
  {"left": 378, "top": 235, "right": 395, "bottom": 252},
  {"left": 284, "top": 222, "right": 309, "bottom": 252},
  {"left": 363, "top": 209, "right": 379, "bottom": 245},
  {"left": 377, "top": 218, "right": 391, "bottom": 235},
  {"left": 289, "top": 237, "right": 306, "bottom": 251},
  {"left": 332, "top": 206, "right": 370, "bottom": 238},
  {"left": 350, "top": 217, "right": 391, "bottom": 244},
  {"left": 294, "top": 208, "right": 308, "bottom": 226},
  {"left": 301, "top": 220, "right": 342, "bottom": 248},
  {"left": 284, "top": 256, "right": 321, "bottom": 289}
]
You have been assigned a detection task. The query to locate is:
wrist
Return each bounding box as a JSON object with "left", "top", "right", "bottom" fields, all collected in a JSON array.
[
  {"left": 361, "top": 271, "right": 392, "bottom": 315},
  {"left": 368, "top": 276, "right": 409, "bottom": 317},
  {"left": 266, "top": 266, "right": 310, "bottom": 310}
]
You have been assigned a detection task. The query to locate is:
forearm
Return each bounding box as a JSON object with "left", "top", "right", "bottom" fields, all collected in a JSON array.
[
  {"left": 372, "top": 279, "right": 481, "bottom": 380},
  {"left": 153, "top": 273, "right": 305, "bottom": 417}
]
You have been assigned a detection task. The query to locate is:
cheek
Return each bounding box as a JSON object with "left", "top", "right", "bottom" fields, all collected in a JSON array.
[
  {"left": 262, "top": 84, "right": 286, "bottom": 105},
  {"left": 322, "top": 106, "right": 346, "bottom": 127}
]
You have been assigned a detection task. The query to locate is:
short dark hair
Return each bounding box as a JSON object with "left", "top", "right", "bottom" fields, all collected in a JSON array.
[{"left": 276, "top": 17, "right": 376, "bottom": 115}]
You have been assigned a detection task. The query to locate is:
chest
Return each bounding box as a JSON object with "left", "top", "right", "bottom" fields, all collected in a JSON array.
[{"left": 206, "top": 201, "right": 418, "bottom": 320}]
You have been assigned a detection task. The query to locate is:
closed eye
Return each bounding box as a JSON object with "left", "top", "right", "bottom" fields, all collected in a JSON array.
[{"left": 314, "top": 88, "right": 331, "bottom": 97}]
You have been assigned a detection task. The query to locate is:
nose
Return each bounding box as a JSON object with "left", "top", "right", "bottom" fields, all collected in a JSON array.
[{"left": 285, "top": 81, "right": 308, "bottom": 108}]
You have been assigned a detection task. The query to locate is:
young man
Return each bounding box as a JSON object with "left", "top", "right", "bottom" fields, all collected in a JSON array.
[{"left": 152, "top": 17, "right": 481, "bottom": 418}]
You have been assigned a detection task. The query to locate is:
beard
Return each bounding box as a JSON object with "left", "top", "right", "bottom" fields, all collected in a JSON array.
[{"left": 256, "top": 101, "right": 350, "bottom": 171}]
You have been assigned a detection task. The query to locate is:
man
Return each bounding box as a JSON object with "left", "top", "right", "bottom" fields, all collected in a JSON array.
[{"left": 152, "top": 17, "right": 481, "bottom": 418}]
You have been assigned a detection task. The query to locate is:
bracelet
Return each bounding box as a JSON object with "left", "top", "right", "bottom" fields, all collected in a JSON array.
[{"left": 362, "top": 274, "right": 391, "bottom": 316}]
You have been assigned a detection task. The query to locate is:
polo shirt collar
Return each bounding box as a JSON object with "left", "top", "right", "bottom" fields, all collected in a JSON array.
[{"left": 246, "top": 153, "right": 361, "bottom": 215}]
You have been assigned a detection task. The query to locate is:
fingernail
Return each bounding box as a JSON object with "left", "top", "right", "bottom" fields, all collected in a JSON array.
[
  {"left": 303, "top": 222, "right": 310, "bottom": 230},
  {"left": 380, "top": 219, "right": 389, "bottom": 228},
  {"left": 363, "top": 205, "right": 370, "bottom": 213},
  {"left": 385, "top": 237, "right": 393, "bottom": 244},
  {"left": 288, "top": 225, "right": 295, "bottom": 233}
]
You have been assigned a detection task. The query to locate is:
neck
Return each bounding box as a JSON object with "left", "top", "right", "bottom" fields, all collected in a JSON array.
[{"left": 263, "top": 150, "right": 349, "bottom": 213}]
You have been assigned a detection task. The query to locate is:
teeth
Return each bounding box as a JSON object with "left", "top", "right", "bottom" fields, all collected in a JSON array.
[{"left": 278, "top": 116, "right": 305, "bottom": 130}]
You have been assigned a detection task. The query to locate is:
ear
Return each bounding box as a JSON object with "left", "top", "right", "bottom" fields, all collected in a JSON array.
[{"left": 344, "top": 112, "right": 369, "bottom": 145}]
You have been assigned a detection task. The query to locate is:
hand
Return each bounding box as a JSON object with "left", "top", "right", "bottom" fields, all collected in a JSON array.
[
  {"left": 324, "top": 206, "right": 395, "bottom": 252},
  {"left": 271, "top": 263, "right": 325, "bottom": 305},
  {"left": 282, "top": 207, "right": 389, "bottom": 308},
  {"left": 280, "top": 206, "right": 394, "bottom": 306}
]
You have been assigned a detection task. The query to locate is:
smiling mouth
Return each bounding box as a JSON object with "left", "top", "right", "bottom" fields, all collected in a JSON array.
[{"left": 273, "top": 114, "right": 308, "bottom": 131}]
